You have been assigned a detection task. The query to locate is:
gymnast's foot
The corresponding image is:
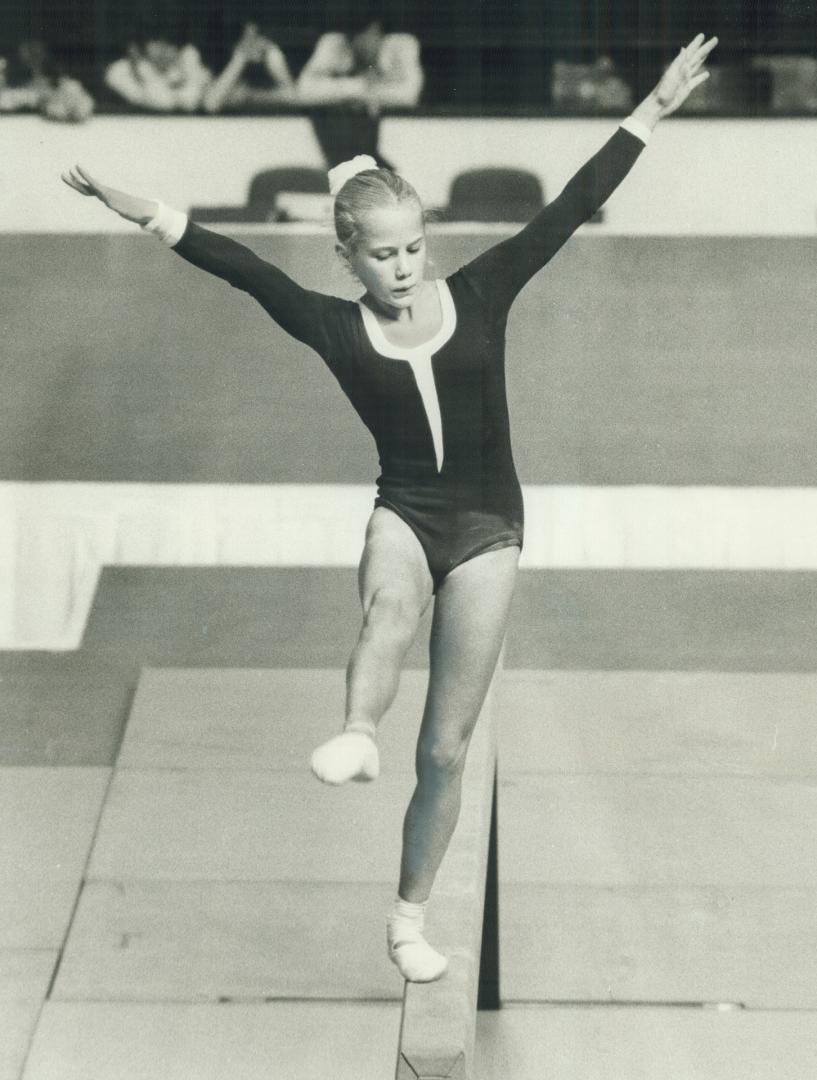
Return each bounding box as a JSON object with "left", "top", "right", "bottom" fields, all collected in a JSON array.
[
  {"left": 387, "top": 898, "right": 448, "bottom": 983},
  {"left": 310, "top": 723, "right": 380, "bottom": 784}
]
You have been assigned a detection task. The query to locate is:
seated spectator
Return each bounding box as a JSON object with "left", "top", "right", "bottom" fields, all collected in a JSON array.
[
  {"left": 0, "top": 39, "right": 93, "bottom": 122},
  {"left": 41, "top": 75, "right": 95, "bottom": 122},
  {"left": 0, "top": 43, "right": 45, "bottom": 112},
  {"left": 297, "top": 18, "right": 423, "bottom": 111},
  {"left": 104, "top": 36, "right": 211, "bottom": 112},
  {"left": 296, "top": 12, "right": 423, "bottom": 168},
  {"left": 202, "top": 23, "right": 295, "bottom": 113}
]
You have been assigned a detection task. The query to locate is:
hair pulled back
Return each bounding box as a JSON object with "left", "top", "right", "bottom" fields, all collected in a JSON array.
[{"left": 333, "top": 169, "right": 423, "bottom": 251}]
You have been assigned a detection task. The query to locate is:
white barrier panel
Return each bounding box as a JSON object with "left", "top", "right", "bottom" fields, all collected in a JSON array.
[
  {"left": 5, "top": 115, "right": 817, "bottom": 236},
  {"left": 5, "top": 482, "right": 817, "bottom": 649}
]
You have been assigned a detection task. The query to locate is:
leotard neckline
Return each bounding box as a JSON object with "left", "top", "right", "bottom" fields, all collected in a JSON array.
[{"left": 358, "top": 279, "right": 457, "bottom": 361}]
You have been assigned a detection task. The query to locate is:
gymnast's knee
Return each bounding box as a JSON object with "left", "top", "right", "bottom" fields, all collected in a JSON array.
[{"left": 415, "top": 731, "right": 471, "bottom": 782}]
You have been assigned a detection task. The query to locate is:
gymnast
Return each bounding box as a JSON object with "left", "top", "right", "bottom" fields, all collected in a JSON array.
[{"left": 62, "top": 32, "right": 716, "bottom": 984}]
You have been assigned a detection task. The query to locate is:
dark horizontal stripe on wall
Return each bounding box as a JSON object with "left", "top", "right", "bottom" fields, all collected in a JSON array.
[
  {"left": 4, "top": 234, "right": 817, "bottom": 483},
  {"left": 79, "top": 566, "right": 406, "bottom": 666},
  {"left": 507, "top": 569, "right": 817, "bottom": 670}
]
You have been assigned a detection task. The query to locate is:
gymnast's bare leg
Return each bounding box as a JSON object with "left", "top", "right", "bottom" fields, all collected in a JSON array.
[
  {"left": 310, "top": 506, "right": 433, "bottom": 783},
  {"left": 388, "top": 543, "right": 519, "bottom": 981}
]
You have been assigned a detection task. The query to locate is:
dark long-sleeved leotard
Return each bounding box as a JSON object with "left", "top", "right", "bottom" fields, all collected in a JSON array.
[{"left": 155, "top": 123, "right": 647, "bottom": 588}]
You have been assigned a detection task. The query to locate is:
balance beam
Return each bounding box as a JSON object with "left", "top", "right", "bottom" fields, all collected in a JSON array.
[{"left": 395, "top": 676, "right": 500, "bottom": 1080}]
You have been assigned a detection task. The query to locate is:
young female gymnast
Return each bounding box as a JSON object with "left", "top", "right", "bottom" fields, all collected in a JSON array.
[{"left": 63, "top": 32, "right": 716, "bottom": 984}]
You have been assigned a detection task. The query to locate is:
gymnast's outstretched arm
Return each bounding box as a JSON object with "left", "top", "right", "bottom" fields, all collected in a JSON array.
[
  {"left": 461, "top": 33, "right": 718, "bottom": 315},
  {"left": 60, "top": 166, "right": 331, "bottom": 353}
]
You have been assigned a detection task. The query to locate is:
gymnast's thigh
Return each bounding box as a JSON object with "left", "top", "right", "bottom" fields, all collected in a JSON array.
[
  {"left": 418, "top": 542, "right": 520, "bottom": 750},
  {"left": 357, "top": 505, "right": 434, "bottom": 617}
]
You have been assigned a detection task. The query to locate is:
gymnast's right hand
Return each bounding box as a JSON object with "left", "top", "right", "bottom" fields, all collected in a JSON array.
[{"left": 61, "top": 165, "right": 158, "bottom": 225}]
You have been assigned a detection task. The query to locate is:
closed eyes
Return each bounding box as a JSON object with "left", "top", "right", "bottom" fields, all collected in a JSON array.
[{"left": 371, "top": 240, "right": 424, "bottom": 260}]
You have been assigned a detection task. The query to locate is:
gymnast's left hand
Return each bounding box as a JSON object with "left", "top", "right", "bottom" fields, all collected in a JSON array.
[{"left": 653, "top": 33, "right": 718, "bottom": 117}]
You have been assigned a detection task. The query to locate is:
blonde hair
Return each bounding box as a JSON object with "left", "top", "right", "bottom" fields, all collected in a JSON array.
[{"left": 333, "top": 168, "right": 423, "bottom": 251}]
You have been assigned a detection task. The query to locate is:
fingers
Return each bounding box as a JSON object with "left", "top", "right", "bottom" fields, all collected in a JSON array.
[
  {"left": 683, "top": 32, "right": 706, "bottom": 54},
  {"left": 666, "top": 47, "right": 685, "bottom": 73},
  {"left": 61, "top": 165, "right": 112, "bottom": 204},
  {"left": 74, "top": 163, "right": 102, "bottom": 191},
  {"left": 61, "top": 172, "right": 89, "bottom": 195},
  {"left": 692, "top": 38, "right": 718, "bottom": 71},
  {"left": 669, "top": 33, "right": 716, "bottom": 95},
  {"left": 685, "top": 33, "right": 718, "bottom": 69},
  {"left": 76, "top": 164, "right": 116, "bottom": 204},
  {"left": 61, "top": 166, "right": 94, "bottom": 196}
]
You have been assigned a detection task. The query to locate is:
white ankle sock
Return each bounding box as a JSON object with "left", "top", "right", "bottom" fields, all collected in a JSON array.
[
  {"left": 387, "top": 896, "right": 448, "bottom": 983},
  {"left": 344, "top": 719, "right": 377, "bottom": 739},
  {"left": 310, "top": 729, "right": 379, "bottom": 785},
  {"left": 393, "top": 897, "right": 426, "bottom": 923}
]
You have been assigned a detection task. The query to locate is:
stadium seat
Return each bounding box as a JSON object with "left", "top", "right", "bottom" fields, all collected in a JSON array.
[
  {"left": 442, "top": 167, "right": 545, "bottom": 222},
  {"left": 190, "top": 166, "right": 328, "bottom": 223}
]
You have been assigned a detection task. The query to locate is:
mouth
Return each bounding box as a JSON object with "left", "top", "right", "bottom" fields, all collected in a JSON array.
[{"left": 391, "top": 284, "right": 415, "bottom": 296}]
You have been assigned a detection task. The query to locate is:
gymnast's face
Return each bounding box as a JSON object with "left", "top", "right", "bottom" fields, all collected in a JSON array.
[{"left": 346, "top": 199, "right": 427, "bottom": 311}]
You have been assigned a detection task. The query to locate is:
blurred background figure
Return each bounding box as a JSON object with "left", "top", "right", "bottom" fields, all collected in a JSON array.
[
  {"left": 297, "top": 7, "right": 423, "bottom": 168},
  {"left": 0, "top": 39, "right": 93, "bottom": 121},
  {"left": 551, "top": 55, "right": 633, "bottom": 113},
  {"left": 0, "top": 40, "right": 52, "bottom": 111},
  {"left": 104, "top": 33, "right": 211, "bottom": 112},
  {"left": 753, "top": 54, "right": 817, "bottom": 112},
  {"left": 202, "top": 22, "right": 295, "bottom": 114}
]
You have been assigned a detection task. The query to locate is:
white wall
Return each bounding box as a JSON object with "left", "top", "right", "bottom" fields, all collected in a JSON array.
[{"left": 6, "top": 114, "right": 817, "bottom": 235}]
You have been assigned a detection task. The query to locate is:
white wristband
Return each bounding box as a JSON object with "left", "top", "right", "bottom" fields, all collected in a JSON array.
[
  {"left": 620, "top": 116, "right": 652, "bottom": 145},
  {"left": 143, "top": 202, "right": 188, "bottom": 246}
]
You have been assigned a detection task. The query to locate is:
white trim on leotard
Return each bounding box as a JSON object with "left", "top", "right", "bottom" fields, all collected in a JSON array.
[
  {"left": 358, "top": 279, "right": 456, "bottom": 473},
  {"left": 358, "top": 279, "right": 456, "bottom": 362}
]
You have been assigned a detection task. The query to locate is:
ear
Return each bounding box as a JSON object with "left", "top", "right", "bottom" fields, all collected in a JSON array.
[{"left": 335, "top": 241, "right": 360, "bottom": 281}]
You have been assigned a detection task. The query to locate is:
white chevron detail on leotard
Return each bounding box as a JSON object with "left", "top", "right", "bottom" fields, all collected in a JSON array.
[
  {"left": 358, "top": 279, "right": 457, "bottom": 476},
  {"left": 406, "top": 352, "right": 444, "bottom": 472}
]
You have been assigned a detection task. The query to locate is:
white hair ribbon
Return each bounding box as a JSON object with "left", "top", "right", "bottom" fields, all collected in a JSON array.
[{"left": 328, "top": 154, "right": 379, "bottom": 196}]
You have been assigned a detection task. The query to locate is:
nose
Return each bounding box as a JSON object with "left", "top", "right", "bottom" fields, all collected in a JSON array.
[{"left": 395, "top": 251, "right": 410, "bottom": 279}]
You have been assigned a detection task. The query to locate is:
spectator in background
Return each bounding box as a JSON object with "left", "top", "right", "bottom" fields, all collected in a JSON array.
[
  {"left": 42, "top": 74, "right": 95, "bottom": 122},
  {"left": 297, "top": 12, "right": 423, "bottom": 168},
  {"left": 0, "top": 39, "right": 93, "bottom": 122},
  {"left": 104, "top": 35, "right": 211, "bottom": 112},
  {"left": 202, "top": 23, "right": 295, "bottom": 113},
  {"left": 551, "top": 55, "right": 633, "bottom": 113},
  {"left": 0, "top": 41, "right": 49, "bottom": 112}
]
